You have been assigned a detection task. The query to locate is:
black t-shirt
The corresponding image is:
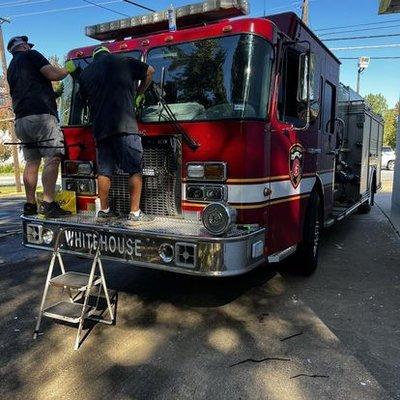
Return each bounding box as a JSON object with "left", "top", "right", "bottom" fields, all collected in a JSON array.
[
  {"left": 7, "top": 50, "right": 58, "bottom": 120},
  {"left": 79, "top": 54, "right": 148, "bottom": 141}
]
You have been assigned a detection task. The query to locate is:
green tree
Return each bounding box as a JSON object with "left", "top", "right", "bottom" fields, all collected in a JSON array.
[
  {"left": 168, "top": 40, "right": 227, "bottom": 108},
  {"left": 48, "top": 55, "right": 63, "bottom": 94},
  {"left": 365, "top": 93, "right": 388, "bottom": 117},
  {"left": 384, "top": 108, "right": 397, "bottom": 149}
]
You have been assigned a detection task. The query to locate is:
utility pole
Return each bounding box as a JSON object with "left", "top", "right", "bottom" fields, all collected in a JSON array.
[
  {"left": 301, "top": 0, "right": 309, "bottom": 25},
  {"left": 0, "top": 17, "right": 21, "bottom": 192}
]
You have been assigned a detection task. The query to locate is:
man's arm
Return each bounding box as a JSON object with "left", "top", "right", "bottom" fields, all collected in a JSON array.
[
  {"left": 40, "top": 64, "right": 69, "bottom": 82},
  {"left": 137, "top": 65, "right": 155, "bottom": 94}
]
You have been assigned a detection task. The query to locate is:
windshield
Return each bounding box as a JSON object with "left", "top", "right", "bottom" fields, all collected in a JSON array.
[
  {"left": 60, "top": 51, "right": 141, "bottom": 126},
  {"left": 142, "top": 34, "right": 274, "bottom": 122}
]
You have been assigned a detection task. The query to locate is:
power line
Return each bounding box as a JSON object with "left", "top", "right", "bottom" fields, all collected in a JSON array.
[
  {"left": 323, "top": 32, "right": 400, "bottom": 42},
  {"left": 82, "top": 0, "right": 129, "bottom": 17},
  {"left": 340, "top": 56, "right": 400, "bottom": 60},
  {"left": 10, "top": 0, "right": 124, "bottom": 18},
  {"left": 319, "top": 23, "right": 400, "bottom": 37},
  {"left": 331, "top": 43, "right": 400, "bottom": 51},
  {"left": 122, "top": 0, "right": 155, "bottom": 13},
  {"left": 0, "top": 0, "right": 53, "bottom": 8},
  {"left": 315, "top": 18, "right": 400, "bottom": 32}
]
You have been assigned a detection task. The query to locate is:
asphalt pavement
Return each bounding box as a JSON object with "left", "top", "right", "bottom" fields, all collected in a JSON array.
[{"left": 0, "top": 175, "right": 399, "bottom": 400}]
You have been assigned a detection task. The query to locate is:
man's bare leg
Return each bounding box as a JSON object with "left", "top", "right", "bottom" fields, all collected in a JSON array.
[
  {"left": 42, "top": 156, "right": 61, "bottom": 203},
  {"left": 24, "top": 159, "right": 41, "bottom": 204},
  {"left": 98, "top": 175, "right": 112, "bottom": 210},
  {"left": 129, "top": 173, "right": 142, "bottom": 212}
]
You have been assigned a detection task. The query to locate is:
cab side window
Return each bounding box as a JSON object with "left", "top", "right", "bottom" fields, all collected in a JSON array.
[
  {"left": 323, "top": 81, "right": 336, "bottom": 134},
  {"left": 278, "top": 48, "right": 318, "bottom": 127}
]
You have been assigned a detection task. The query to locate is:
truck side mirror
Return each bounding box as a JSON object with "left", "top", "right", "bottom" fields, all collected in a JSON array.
[
  {"left": 297, "top": 52, "right": 309, "bottom": 103},
  {"left": 297, "top": 52, "right": 319, "bottom": 126}
]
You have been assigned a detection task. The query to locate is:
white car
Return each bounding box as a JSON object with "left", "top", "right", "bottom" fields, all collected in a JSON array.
[{"left": 382, "top": 146, "right": 396, "bottom": 171}]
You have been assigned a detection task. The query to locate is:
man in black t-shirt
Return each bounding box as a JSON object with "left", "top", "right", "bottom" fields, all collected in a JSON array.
[
  {"left": 79, "top": 46, "right": 155, "bottom": 222},
  {"left": 7, "top": 35, "right": 74, "bottom": 218}
]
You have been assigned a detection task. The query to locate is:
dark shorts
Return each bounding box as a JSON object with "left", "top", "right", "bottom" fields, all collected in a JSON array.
[{"left": 97, "top": 133, "right": 143, "bottom": 176}]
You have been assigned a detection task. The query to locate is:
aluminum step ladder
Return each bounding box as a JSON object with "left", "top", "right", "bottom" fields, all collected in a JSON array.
[{"left": 33, "top": 229, "right": 117, "bottom": 350}]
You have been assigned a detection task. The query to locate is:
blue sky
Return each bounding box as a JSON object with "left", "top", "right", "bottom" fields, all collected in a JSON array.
[{"left": 1, "top": 0, "right": 399, "bottom": 107}]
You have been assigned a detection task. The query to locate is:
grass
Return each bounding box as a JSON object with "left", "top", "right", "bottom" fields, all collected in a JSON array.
[
  {"left": 0, "top": 165, "right": 17, "bottom": 174},
  {"left": 0, "top": 185, "right": 24, "bottom": 197}
]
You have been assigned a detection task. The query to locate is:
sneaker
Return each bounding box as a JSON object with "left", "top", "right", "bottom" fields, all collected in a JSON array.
[
  {"left": 39, "top": 201, "right": 71, "bottom": 218},
  {"left": 23, "top": 202, "right": 37, "bottom": 216},
  {"left": 128, "top": 211, "right": 155, "bottom": 223},
  {"left": 96, "top": 210, "right": 116, "bottom": 221}
]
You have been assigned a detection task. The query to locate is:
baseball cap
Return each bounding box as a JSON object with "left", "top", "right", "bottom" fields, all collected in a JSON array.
[
  {"left": 7, "top": 36, "right": 34, "bottom": 53},
  {"left": 92, "top": 46, "right": 110, "bottom": 58}
]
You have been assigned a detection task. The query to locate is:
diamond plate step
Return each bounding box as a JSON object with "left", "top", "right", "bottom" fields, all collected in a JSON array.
[
  {"left": 50, "top": 271, "right": 101, "bottom": 290},
  {"left": 42, "top": 301, "right": 94, "bottom": 324}
]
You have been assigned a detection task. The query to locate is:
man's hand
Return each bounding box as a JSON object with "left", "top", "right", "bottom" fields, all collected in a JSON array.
[
  {"left": 65, "top": 60, "right": 77, "bottom": 75},
  {"left": 54, "top": 82, "right": 64, "bottom": 98},
  {"left": 135, "top": 93, "right": 145, "bottom": 109}
]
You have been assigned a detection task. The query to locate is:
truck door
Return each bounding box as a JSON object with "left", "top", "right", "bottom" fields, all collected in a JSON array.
[{"left": 318, "top": 78, "right": 337, "bottom": 212}]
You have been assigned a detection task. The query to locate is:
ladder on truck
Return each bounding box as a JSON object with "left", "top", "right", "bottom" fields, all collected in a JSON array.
[{"left": 33, "top": 228, "right": 117, "bottom": 350}]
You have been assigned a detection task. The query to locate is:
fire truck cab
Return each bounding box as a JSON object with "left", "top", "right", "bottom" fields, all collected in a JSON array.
[{"left": 22, "top": 1, "right": 382, "bottom": 277}]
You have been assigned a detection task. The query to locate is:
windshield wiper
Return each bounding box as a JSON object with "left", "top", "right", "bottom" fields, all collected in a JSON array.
[{"left": 150, "top": 81, "right": 200, "bottom": 151}]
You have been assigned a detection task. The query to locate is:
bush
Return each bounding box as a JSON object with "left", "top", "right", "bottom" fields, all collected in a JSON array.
[{"left": 0, "top": 164, "right": 17, "bottom": 174}]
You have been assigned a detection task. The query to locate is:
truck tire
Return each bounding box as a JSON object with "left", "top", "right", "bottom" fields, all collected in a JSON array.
[
  {"left": 387, "top": 160, "right": 395, "bottom": 171},
  {"left": 295, "top": 190, "right": 322, "bottom": 276},
  {"left": 358, "top": 177, "right": 375, "bottom": 214},
  {"left": 358, "top": 192, "right": 373, "bottom": 214}
]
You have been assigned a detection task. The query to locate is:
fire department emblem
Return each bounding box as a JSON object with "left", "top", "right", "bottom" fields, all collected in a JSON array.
[{"left": 289, "top": 144, "right": 304, "bottom": 189}]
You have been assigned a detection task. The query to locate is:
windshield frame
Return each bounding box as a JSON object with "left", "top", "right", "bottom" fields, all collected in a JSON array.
[{"left": 140, "top": 33, "right": 275, "bottom": 124}]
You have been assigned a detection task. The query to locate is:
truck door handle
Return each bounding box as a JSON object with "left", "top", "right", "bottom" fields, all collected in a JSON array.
[
  {"left": 306, "top": 148, "right": 321, "bottom": 155},
  {"left": 326, "top": 150, "right": 337, "bottom": 156}
]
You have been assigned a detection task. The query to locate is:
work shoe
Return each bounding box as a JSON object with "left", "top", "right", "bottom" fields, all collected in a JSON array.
[
  {"left": 23, "top": 202, "right": 37, "bottom": 216},
  {"left": 128, "top": 211, "right": 155, "bottom": 223},
  {"left": 39, "top": 201, "right": 71, "bottom": 218}
]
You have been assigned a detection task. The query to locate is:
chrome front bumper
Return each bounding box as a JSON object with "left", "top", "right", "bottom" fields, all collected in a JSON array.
[{"left": 22, "top": 214, "right": 266, "bottom": 277}]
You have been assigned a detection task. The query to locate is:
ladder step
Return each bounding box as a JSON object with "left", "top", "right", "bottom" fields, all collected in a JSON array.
[
  {"left": 50, "top": 271, "right": 101, "bottom": 290},
  {"left": 42, "top": 301, "right": 94, "bottom": 324}
]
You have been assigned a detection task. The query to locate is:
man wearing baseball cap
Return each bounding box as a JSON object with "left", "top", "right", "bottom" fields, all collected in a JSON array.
[
  {"left": 7, "top": 36, "right": 76, "bottom": 218},
  {"left": 79, "top": 46, "right": 155, "bottom": 222}
]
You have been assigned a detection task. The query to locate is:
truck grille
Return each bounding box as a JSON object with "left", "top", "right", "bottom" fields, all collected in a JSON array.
[{"left": 109, "top": 136, "right": 181, "bottom": 216}]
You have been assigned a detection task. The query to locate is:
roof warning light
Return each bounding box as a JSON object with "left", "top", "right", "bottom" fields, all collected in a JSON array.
[{"left": 85, "top": 0, "right": 250, "bottom": 41}]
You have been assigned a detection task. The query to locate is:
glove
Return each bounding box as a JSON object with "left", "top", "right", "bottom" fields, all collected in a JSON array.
[
  {"left": 54, "top": 82, "right": 64, "bottom": 98},
  {"left": 65, "top": 60, "right": 77, "bottom": 75},
  {"left": 135, "top": 93, "right": 145, "bottom": 109}
]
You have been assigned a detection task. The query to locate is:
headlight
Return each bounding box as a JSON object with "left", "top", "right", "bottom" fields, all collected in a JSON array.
[
  {"left": 64, "top": 161, "right": 94, "bottom": 177},
  {"left": 63, "top": 179, "right": 77, "bottom": 191},
  {"left": 159, "top": 243, "right": 174, "bottom": 263},
  {"left": 201, "top": 202, "right": 237, "bottom": 236},
  {"left": 42, "top": 228, "right": 54, "bottom": 245},
  {"left": 187, "top": 164, "right": 205, "bottom": 179},
  {"left": 186, "top": 185, "right": 225, "bottom": 202},
  {"left": 187, "top": 162, "right": 226, "bottom": 181}
]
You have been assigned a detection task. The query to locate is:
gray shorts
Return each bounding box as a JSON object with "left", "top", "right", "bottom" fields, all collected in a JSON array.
[{"left": 15, "top": 114, "right": 65, "bottom": 162}]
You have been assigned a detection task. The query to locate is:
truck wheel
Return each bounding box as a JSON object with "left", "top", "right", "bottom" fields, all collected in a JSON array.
[
  {"left": 387, "top": 160, "right": 395, "bottom": 171},
  {"left": 358, "top": 178, "right": 375, "bottom": 214},
  {"left": 358, "top": 192, "right": 373, "bottom": 214},
  {"left": 295, "top": 190, "right": 322, "bottom": 276}
]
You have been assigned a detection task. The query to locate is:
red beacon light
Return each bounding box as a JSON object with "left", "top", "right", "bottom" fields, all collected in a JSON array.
[{"left": 85, "top": 0, "right": 249, "bottom": 41}]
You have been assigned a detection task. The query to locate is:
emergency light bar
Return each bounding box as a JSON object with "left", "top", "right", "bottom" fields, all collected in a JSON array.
[{"left": 85, "top": 0, "right": 249, "bottom": 41}]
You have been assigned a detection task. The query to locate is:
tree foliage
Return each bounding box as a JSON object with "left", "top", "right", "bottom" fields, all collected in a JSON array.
[
  {"left": 365, "top": 93, "right": 397, "bottom": 148},
  {"left": 384, "top": 108, "right": 397, "bottom": 149},
  {"left": 364, "top": 93, "right": 388, "bottom": 117}
]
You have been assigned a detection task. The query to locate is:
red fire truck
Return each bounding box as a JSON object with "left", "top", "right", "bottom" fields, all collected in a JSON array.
[{"left": 22, "top": 1, "right": 383, "bottom": 277}]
